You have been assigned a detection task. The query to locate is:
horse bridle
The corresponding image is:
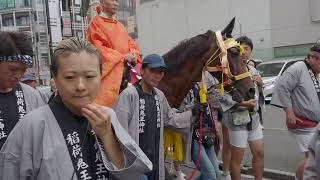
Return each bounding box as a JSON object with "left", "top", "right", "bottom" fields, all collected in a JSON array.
[{"left": 201, "top": 31, "right": 251, "bottom": 96}]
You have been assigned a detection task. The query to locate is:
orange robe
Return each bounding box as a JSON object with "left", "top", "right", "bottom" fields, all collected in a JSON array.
[{"left": 87, "top": 15, "right": 141, "bottom": 107}]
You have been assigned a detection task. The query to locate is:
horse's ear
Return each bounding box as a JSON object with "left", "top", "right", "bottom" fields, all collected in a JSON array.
[{"left": 222, "top": 17, "right": 235, "bottom": 38}]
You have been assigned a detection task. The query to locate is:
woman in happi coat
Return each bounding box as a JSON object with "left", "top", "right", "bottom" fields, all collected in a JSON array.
[{"left": 0, "top": 38, "right": 152, "bottom": 180}]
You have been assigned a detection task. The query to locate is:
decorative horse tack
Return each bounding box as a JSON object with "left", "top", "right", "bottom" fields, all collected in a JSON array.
[{"left": 201, "top": 31, "right": 252, "bottom": 97}]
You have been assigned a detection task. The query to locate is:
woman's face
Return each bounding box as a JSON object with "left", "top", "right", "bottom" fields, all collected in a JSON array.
[{"left": 54, "top": 51, "right": 101, "bottom": 115}]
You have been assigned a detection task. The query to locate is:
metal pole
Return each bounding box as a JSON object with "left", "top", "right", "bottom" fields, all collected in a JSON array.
[
  {"left": 71, "top": 0, "right": 76, "bottom": 36},
  {"left": 81, "top": 16, "right": 85, "bottom": 38},
  {"left": 43, "top": 0, "right": 51, "bottom": 64},
  {"left": 81, "top": 0, "right": 85, "bottom": 39}
]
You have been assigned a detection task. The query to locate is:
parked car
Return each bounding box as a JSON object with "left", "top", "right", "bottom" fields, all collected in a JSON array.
[
  {"left": 256, "top": 57, "right": 304, "bottom": 103},
  {"left": 250, "top": 59, "right": 263, "bottom": 67}
]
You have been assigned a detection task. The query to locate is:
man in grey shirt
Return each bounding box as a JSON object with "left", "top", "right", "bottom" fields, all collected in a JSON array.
[{"left": 271, "top": 43, "right": 320, "bottom": 180}]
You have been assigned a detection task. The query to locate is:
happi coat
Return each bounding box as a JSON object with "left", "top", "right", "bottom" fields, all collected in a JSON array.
[
  {"left": 271, "top": 61, "right": 320, "bottom": 133},
  {"left": 0, "top": 104, "right": 152, "bottom": 180},
  {"left": 0, "top": 83, "right": 44, "bottom": 149},
  {"left": 113, "top": 86, "right": 193, "bottom": 180}
]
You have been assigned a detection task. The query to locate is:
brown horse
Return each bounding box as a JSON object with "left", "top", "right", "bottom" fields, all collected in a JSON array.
[
  {"left": 159, "top": 18, "right": 255, "bottom": 108},
  {"left": 120, "top": 18, "right": 254, "bottom": 108}
]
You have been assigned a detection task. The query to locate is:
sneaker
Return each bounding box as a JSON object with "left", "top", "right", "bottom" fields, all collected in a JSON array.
[
  {"left": 178, "top": 171, "right": 187, "bottom": 178},
  {"left": 175, "top": 171, "right": 186, "bottom": 180},
  {"left": 173, "top": 170, "right": 186, "bottom": 177},
  {"left": 220, "top": 171, "right": 231, "bottom": 180}
]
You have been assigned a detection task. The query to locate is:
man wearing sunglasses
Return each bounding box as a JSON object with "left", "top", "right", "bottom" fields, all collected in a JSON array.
[{"left": 271, "top": 43, "right": 320, "bottom": 180}]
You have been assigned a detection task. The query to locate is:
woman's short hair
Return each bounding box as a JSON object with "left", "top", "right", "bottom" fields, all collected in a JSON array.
[{"left": 50, "top": 37, "right": 102, "bottom": 76}]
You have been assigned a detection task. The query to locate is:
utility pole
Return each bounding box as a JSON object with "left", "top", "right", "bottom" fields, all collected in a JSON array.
[{"left": 71, "top": 0, "right": 76, "bottom": 36}]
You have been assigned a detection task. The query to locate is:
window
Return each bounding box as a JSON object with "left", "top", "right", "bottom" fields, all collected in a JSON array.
[
  {"left": 37, "top": 11, "right": 45, "bottom": 22},
  {"left": 61, "top": 0, "right": 68, "bottom": 11},
  {"left": 256, "top": 62, "right": 285, "bottom": 77},
  {"left": 16, "top": 12, "right": 30, "bottom": 26},
  {"left": 75, "top": 14, "right": 82, "bottom": 22},
  {"left": 2, "top": 13, "right": 14, "bottom": 27},
  {"left": 0, "top": 0, "right": 15, "bottom": 9},
  {"left": 15, "top": 0, "right": 31, "bottom": 8},
  {"left": 119, "top": 0, "right": 133, "bottom": 10},
  {"left": 74, "top": 0, "right": 80, "bottom": 5},
  {"left": 274, "top": 44, "right": 313, "bottom": 58},
  {"left": 40, "top": 53, "right": 50, "bottom": 71},
  {"left": 39, "top": 32, "right": 48, "bottom": 46}
]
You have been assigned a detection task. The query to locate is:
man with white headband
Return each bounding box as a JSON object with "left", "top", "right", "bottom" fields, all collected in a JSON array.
[{"left": 0, "top": 31, "right": 45, "bottom": 148}]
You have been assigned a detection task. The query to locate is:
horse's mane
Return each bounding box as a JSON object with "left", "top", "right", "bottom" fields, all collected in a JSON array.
[{"left": 163, "top": 30, "right": 214, "bottom": 74}]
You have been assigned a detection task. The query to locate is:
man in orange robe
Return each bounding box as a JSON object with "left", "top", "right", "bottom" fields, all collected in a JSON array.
[{"left": 87, "top": 0, "right": 141, "bottom": 107}]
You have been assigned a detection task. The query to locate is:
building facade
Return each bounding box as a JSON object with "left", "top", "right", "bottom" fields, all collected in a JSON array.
[
  {"left": 0, "top": 0, "right": 138, "bottom": 85},
  {"left": 0, "top": 0, "right": 51, "bottom": 84},
  {"left": 137, "top": 0, "right": 320, "bottom": 60},
  {"left": 85, "top": 0, "right": 138, "bottom": 40}
]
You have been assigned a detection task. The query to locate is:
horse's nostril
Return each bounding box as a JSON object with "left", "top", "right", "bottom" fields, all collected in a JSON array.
[
  {"left": 247, "top": 88, "right": 256, "bottom": 100},
  {"left": 249, "top": 87, "right": 255, "bottom": 94}
]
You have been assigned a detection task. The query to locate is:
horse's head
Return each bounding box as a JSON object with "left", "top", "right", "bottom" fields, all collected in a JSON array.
[
  {"left": 224, "top": 42, "right": 256, "bottom": 102},
  {"left": 204, "top": 18, "right": 255, "bottom": 102},
  {"left": 159, "top": 18, "right": 254, "bottom": 107}
]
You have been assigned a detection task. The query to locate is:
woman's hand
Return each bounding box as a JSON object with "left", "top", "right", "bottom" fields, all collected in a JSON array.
[
  {"left": 81, "top": 104, "right": 112, "bottom": 139},
  {"left": 82, "top": 104, "right": 125, "bottom": 168}
]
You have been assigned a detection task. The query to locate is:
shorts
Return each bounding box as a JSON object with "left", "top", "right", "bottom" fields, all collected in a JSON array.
[
  {"left": 163, "top": 128, "right": 184, "bottom": 161},
  {"left": 228, "top": 126, "right": 263, "bottom": 148},
  {"left": 289, "top": 131, "right": 315, "bottom": 153}
]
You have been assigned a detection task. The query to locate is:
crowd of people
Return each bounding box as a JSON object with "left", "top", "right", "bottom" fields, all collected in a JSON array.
[{"left": 0, "top": 0, "right": 320, "bottom": 180}]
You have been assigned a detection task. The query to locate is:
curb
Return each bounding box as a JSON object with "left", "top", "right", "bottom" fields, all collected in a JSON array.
[
  {"left": 166, "top": 161, "right": 295, "bottom": 180},
  {"left": 225, "top": 162, "right": 295, "bottom": 180},
  {"left": 241, "top": 166, "right": 295, "bottom": 180}
]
